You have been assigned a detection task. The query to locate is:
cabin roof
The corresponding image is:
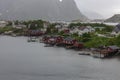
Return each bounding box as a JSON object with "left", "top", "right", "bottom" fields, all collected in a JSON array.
[
  {"left": 78, "top": 26, "right": 87, "bottom": 30},
  {"left": 0, "top": 21, "right": 7, "bottom": 24},
  {"left": 116, "top": 24, "right": 120, "bottom": 27},
  {"left": 64, "top": 37, "right": 75, "bottom": 41},
  {"left": 114, "top": 24, "right": 120, "bottom": 32},
  {"left": 30, "top": 30, "right": 41, "bottom": 32},
  {"left": 108, "top": 45, "right": 119, "bottom": 50},
  {"left": 74, "top": 41, "right": 83, "bottom": 44}
]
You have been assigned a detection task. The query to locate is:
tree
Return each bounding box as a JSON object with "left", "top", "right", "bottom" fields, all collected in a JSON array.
[
  {"left": 115, "top": 35, "right": 120, "bottom": 46},
  {"left": 84, "top": 36, "right": 109, "bottom": 48},
  {"left": 46, "top": 27, "right": 52, "bottom": 34},
  {"left": 81, "top": 33, "right": 91, "bottom": 42},
  {"left": 23, "top": 20, "right": 44, "bottom": 30},
  {"left": 6, "top": 21, "right": 12, "bottom": 26}
]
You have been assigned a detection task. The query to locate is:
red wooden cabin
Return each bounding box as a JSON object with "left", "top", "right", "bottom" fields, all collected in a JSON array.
[
  {"left": 42, "top": 36, "right": 50, "bottom": 44},
  {"left": 63, "top": 29, "right": 70, "bottom": 34},
  {"left": 63, "top": 37, "right": 77, "bottom": 45},
  {"left": 73, "top": 42, "right": 84, "bottom": 49},
  {"left": 42, "top": 35, "right": 63, "bottom": 44}
]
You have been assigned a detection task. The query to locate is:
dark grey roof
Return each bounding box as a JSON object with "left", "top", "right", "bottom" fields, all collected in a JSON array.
[
  {"left": 108, "top": 46, "right": 119, "bottom": 50},
  {"left": 116, "top": 24, "right": 120, "bottom": 27},
  {"left": 64, "top": 37, "right": 74, "bottom": 41},
  {"left": 113, "top": 24, "right": 120, "bottom": 32}
]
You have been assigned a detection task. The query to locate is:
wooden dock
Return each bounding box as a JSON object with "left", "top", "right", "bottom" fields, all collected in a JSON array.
[{"left": 78, "top": 51, "right": 92, "bottom": 55}]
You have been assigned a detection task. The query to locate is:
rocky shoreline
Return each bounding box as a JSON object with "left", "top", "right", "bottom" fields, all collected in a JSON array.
[{"left": 27, "top": 36, "right": 120, "bottom": 59}]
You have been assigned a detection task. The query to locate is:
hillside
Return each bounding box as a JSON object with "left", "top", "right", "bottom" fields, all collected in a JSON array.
[
  {"left": 0, "top": 0, "right": 88, "bottom": 21},
  {"left": 105, "top": 14, "right": 120, "bottom": 23}
]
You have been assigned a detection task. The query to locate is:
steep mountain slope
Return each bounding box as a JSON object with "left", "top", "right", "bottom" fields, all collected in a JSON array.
[
  {"left": 105, "top": 14, "right": 120, "bottom": 23},
  {"left": 0, "top": 0, "right": 88, "bottom": 21}
]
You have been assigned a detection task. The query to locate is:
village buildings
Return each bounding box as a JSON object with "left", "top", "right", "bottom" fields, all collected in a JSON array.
[
  {"left": 70, "top": 26, "right": 95, "bottom": 35},
  {"left": 0, "top": 21, "right": 7, "bottom": 28},
  {"left": 12, "top": 21, "right": 26, "bottom": 29}
]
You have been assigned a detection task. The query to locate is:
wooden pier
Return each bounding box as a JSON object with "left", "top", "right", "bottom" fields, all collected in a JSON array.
[{"left": 91, "top": 46, "right": 120, "bottom": 58}]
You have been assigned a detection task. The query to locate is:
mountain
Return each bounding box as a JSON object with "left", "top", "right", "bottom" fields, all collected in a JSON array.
[
  {"left": 105, "top": 14, "right": 120, "bottom": 23},
  {"left": 91, "top": 19, "right": 105, "bottom": 22},
  {"left": 0, "top": 0, "right": 88, "bottom": 21},
  {"left": 81, "top": 11, "right": 104, "bottom": 20}
]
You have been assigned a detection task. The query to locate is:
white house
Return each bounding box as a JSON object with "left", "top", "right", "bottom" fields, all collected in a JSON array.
[
  {"left": 70, "top": 26, "right": 95, "bottom": 35},
  {"left": 43, "top": 22, "right": 50, "bottom": 29},
  {"left": 57, "top": 23, "right": 69, "bottom": 32},
  {"left": 70, "top": 26, "right": 79, "bottom": 34},
  {"left": 54, "top": 24, "right": 62, "bottom": 29},
  {"left": 0, "top": 21, "right": 7, "bottom": 28},
  {"left": 13, "top": 24, "right": 26, "bottom": 29},
  {"left": 41, "top": 28, "right": 47, "bottom": 32},
  {"left": 58, "top": 27, "right": 69, "bottom": 32},
  {"left": 12, "top": 22, "right": 26, "bottom": 29}
]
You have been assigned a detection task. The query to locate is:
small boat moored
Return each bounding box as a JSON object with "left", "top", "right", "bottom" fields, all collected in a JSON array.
[
  {"left": 44, "top": 44, "right": 54, "bottom": 47},
  {"left": 27, "top": 37, "right": 38, "bottom": 42}
]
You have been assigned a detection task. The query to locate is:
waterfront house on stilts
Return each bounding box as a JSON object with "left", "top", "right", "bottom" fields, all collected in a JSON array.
[{"left": 91, "top": 45, "right": 120, "bottom": 58}]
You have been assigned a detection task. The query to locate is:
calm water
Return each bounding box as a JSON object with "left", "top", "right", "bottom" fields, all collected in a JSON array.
[{"left": 0, "top": 36, "right": 120, "bottom": 80}]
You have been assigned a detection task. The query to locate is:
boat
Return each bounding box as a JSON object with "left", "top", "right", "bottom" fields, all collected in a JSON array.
[
  {"left": 39, "top": 37, "right": 44, "bottom": 43},
  {"left": 79, "top": 51, "right": 91, "bottom": 55},
  {"left": 27, "top": 37, "right": 38, "bottom": 42},
  {"left": 11, "top": 33, "right": 17, "bottom": 37},
  {"left": 65, "top": 46, "right": 74, "bottom": 49},
  {"left": 44, "top": 44, "right": 54, "bottom": 47}
]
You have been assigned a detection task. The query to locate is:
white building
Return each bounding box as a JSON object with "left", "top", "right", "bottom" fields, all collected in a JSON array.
[
  {"left": 0, "top": 21, "right": 7, "bottom": 28},
  {"left": 58, "top": 27, "right": 69, "bottom": 32},
  {"left": 56, "top": 23, "right": 69, "bottom": 32},
  {"left": 70, "top": 26, "right": 95, "bottom": 35},
  {"left": 12, "top": 22, "right": 26, "bottom": 29},
  {"left": 43, "top": 22, "right": 50, "bottom": 29}
]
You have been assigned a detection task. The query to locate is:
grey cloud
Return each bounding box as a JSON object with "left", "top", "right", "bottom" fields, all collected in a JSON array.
[{"left": 75, "top": 0, "right": 120, "bottom": 19}]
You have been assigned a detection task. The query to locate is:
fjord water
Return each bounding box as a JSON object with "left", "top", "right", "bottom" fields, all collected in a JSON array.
[{"left": 0, "top": 36, "right": 120, "bottom": 80}]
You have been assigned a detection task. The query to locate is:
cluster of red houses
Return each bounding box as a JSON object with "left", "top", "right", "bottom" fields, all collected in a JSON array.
[{"left": 42, "top": 35, "right": 84, "bottom": 49}]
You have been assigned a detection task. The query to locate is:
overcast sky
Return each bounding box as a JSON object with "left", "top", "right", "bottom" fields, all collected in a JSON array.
[{"left": 74, "top": 0, "right": 120, "bottom": 19}]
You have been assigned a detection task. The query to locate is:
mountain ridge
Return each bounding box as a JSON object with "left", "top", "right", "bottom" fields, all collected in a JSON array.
[
  {"left": 0, "top": 0, "right": 88, "bottom": 21},
  {"left": 105, "top": 14, "right": 120, "bottom": 23}
]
